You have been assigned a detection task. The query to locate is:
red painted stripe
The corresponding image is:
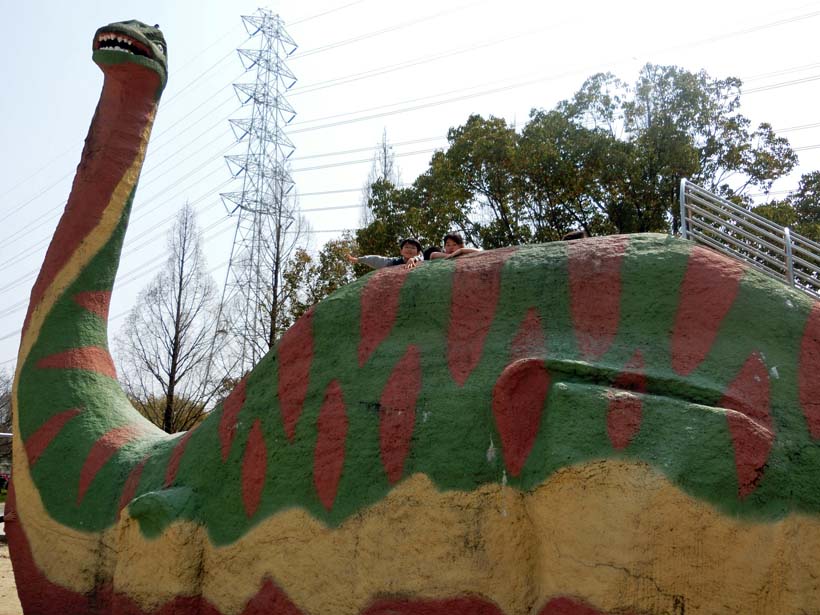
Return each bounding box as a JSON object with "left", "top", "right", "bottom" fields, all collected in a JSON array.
[
  {"left": 568, "top": 235, "right": 629, "bottom": 360},
  {"left": 720, "top": 352, "right": 773, "bottom": 499},
  {"left": 606, "top": 350, "right": 646, "bottom": 450},
  {"left": 24, "top": 408, "right": 81, "bottom": 467},
  {"left": 361, "top": 596, "right": 617, "bottom": 615},
  {"left": 118, "top": 456, "right": 149, "bottom": 514},
  {"left": 242, "top": 420, "right": 268, "bottom": 518},
  {"left": 164, "top": 430, "right": 195, "bottom": 488},
  {"left": 241, "top": 578, "right": 303, "bottom": 615},
  {"left": 799, "top": 302, "right": 820, "bottom": 439},
  {"left": 510, "top": 308, "right": 546, "bottom": 361},
  {"left": 538, "top": 596, "right": 615, "bottom": 614},
  {"left": 492, "top": 358, "right": 551, "bottom": 477},
  {"left": 447, "top": 248, "right": 516, "bottom": 386},
  {"left": 22, "top": 70, "right": 161, "bottom": 340},
  {"left": 359, "top": 267, "right": 411, "bottom": 367},
  {"left": 379, "top": 345, "right": 421, "bottom": 484},
  {"left": 278, "top": 310, "right": 314, "bottom": 442},
  {"left": 362, "top": 597, "right": 504, "bottom": 615},
  {"left": 671, "top": 246, "right": 745, "bottom": 376},
  {"left": 73, "top": 290, "right": 112, "bottom": 320},
  {"left": 219, "top": 377, "right": 248, "bottom": 461},
  {"left": 313, "top": 380, "right": 348, "bottom": 511},
  {"left": 78, "top": 424, "right": 149, "bottom": 504},
  {"left": 37, "top": 346, "right": 117, "bottom": 379}
]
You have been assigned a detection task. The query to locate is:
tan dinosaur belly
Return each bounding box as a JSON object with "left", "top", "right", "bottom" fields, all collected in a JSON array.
[{"left": 13, "top": 458, "right": 820, "bottom": 614}]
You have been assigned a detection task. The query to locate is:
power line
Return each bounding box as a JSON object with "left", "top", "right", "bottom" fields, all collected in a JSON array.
[
  {"left": 290, "top": 0, "right": 370, "bottom": 26},
  {"left": 775, "top": 121, "right": 820, "bottom": 133},
  {"left": 291, "top": 147, "right": 436, "bottom": 172},
  {"left": 290, "top": 135, "right": 445, "bottom": 161},
  {"left": 288, "top": 22, "right": 557, "bottom": 97},
  {"left": 298, "top": 187, "right": 367, "bottom": 197},
  {"left": 291, "top": 0, "right": 489, "bottom": 59},
  {"left": 744, "top": 73, "right": 820, "bottom": 94}
]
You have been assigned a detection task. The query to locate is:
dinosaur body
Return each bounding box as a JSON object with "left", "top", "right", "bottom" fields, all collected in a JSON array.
[{"left": 9, "top": 20, "right": 820, "bottom": 615}]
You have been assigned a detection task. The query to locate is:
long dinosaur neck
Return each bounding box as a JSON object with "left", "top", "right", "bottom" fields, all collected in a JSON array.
[
  {"left": 20, "top": 65, "right": 161, "bottom": 365},
  {"left": 13, "top": 64, "right": 164, "bottom": 462}
]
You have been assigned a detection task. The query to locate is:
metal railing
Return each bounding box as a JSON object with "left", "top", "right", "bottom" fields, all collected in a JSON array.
[{"left": 679, "top": 179, "right": 820, "bottom": 300}]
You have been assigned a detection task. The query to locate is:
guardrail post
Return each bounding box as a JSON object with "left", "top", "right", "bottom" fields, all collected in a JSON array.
[
  {"left": 784, "top": 227, "right": 795, "bottom": 287},
  {"left": 679, "top": 178, "right": 688, "bottom": 238}
]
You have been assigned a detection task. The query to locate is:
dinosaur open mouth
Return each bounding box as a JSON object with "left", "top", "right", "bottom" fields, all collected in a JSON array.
[{"left": 94, "top": 32, "right": 152, "bottom": 58}]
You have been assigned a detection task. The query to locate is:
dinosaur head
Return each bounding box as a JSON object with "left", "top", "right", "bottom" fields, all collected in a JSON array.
[{"left": 92, "top": 20, "right": 167, "bottom": 92}]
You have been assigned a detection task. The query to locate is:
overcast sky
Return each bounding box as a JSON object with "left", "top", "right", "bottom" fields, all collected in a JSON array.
[{"left": 2, "top": 0, "right": 819, "bottom": 368}]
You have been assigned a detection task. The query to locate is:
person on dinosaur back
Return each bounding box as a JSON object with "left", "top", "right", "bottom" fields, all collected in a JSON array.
[
  {"left": 346, "top": 238, "right": 424, "bottom": 270},
  {"left": 427, "top": 232, "right": 481, "bottom": 259}
]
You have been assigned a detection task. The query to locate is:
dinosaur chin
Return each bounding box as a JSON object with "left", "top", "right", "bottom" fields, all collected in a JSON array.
[{"left": 8, "top": 18, "right": 820, "bottom": 615}]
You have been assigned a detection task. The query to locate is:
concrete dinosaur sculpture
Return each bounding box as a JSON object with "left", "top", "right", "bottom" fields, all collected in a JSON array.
[{"left": 8, "top": 19, "right": 820, "bottom": 615}]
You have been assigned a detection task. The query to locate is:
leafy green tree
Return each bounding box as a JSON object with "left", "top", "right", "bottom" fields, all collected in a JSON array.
[
  {"left": 433, "top": 114, "right": 525, "bottom": 248},
  {"left": 753, "top": 171, "right": 820, "bottom": 242},
  {"left": 516, "top": 109, "right": 618, "bottom": 239},
  {"left": 561, "top": 64, "right": 797, "bottom": 229},
  {"left": 787, "top": 171, "right": 820, "bottom": 240},
  {"left": 355, "top": 63, "right": 800, "bottom": 249},
  {"left": 281, "top": 235, "right": 357, "bottom": 325},
  {"left": 356, "top": 176, "right": 466, "bottom": 258}
]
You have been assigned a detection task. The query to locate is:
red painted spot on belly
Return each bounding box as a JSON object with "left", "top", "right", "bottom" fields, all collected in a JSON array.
[
  {"left": 568, "top": 235, "right": 629, "bottom": 360},
  {"left": 799, "top": 302, "right": 820, "bottom": 439},
  {"left": 72, "top": 290, "right": 112, "bottom": 320},
  {"left": 164, "top": 430, "right": 195, "bottom": 487},
  {"left": 37, "top": 346, "right": 117, "bottom": 379},
  {"left": 242, "top": 419, "right": 267, "bottom": 518},
  {"left": 359, "top": 267, "right": 411, "bottom": 367},
  {"left": 118, "top": 456, "right": 148, "bottom": 514},
  {"left": 671, "top": 247, "right": 745, "bottom": 376},
  {"left": 78, "top": 424, "right": 150, "bottom": 504},
  {"left": 720, "top": 352, "right": 773, "bottom": 499},
  {"left": 448, "top": 248, "right": 516, "bottom": 386},
  {"left": 379, "top": 345, "right": 421, "bottom": 484},
  {"left": 278, "top": 310, "right": 314, "bottom": 442},
  {"left": 24, "top": 408, "right": 81, "bottom": 466},
  {"left": 492, "top": 358, "right": 551, "bottom": 477},
  {"left": 314, "top": 380, "right": 348, "bottom": 511},
  {"left": 607, "top": 350, "right": 646, "bottom": 450},
  {"left": 219, "top": 377, "right": 247, "bottom": 461}
]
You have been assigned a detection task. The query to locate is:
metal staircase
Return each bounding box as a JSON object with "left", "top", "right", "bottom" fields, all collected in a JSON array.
[{"left": 679, "top": 179, "right": 820, "bottom": 300}]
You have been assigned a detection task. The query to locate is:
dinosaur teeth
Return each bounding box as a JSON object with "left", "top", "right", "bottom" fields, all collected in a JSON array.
[{"left": 95, "top": 31, "right": 152, "bottom": 58}]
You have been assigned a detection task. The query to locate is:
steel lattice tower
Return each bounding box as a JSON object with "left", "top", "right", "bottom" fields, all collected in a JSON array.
[{"left": 216, "top": 9, "right": 298, "bottom": 375}]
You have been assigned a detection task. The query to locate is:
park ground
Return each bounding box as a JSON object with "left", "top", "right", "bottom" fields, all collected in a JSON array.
[{"left": 0, "top": 544, "right": 21, "bottom": 615}]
